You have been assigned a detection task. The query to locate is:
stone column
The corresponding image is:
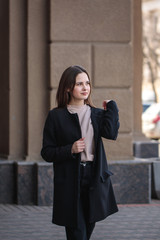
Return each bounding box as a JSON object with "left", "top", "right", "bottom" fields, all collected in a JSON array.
[
  {"left": 49, "top": 0, "right": 136, "bottom": 160},
  {"left": 0, "top": 0, "right": 49, "bottom": 161},
  {"left": 0, "top": 0, "right": 27, "bottom": 160},
  {"left": 26, "top": 0, "right": 49, "bottom": 160},
  {"left": 0, "top": 0, "right": 9, "bottom": 158},
  {"left": 9, "top": 0, "right": 27, "bottom": 159}
]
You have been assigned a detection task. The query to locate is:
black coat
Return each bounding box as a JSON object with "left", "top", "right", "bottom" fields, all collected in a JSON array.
[{"left": 41, "top": 100, "right": 119, "bottom": 227}]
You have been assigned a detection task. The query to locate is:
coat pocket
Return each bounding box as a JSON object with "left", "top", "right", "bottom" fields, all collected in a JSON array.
[{"left": 101, "top": 170, "right": 113, "bottom": 183}]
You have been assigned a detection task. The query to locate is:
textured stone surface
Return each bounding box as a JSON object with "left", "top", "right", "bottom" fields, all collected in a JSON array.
[
  {"left": 50, "top": 0, "right": 131, "bottom": 42},
  {"left": 103, "top": 134, "right": 133, "bottom": 160},
  {"left": 133, "top": 0, "right": 143, "bottom": 136},
  {"left": 109, "top": 160, "right": 151, "bottom": 204},
  {"left": 1, "top": 202, "right": 160, "bottom": 240},
  {"left": 26, "top": 0, "right": 49, "bottom": 161},
  {"left": 92, "top": 88, "right": 133, "bottom": 134},
  {"left": 9, "top": 0, "right": 27, "bottom": 159},
  {"left": 133, "top": 141, "right": 159, "bottom": 158},
  {"left": 37, "top": 162, "right": 53, "bottom": 206},
  {"left": 50, "top": 43, "right": 91, "bottom": 88},
  {"left": 152, "top": 161, "right": 160, "bottom": 199},
  {"left": 0, "top": 159, "right": 153, "bottom": 205},
  {"left": 16, "top": 162, "right": 37, "bottom": 205},
  {"left": 93, "top": 44, "right": 132, "bottom": 87},
  {"left": 0, "top": 160, "right": 16, "bottom": 204},
  {"left": 50, "top": 89, "right": 57, "bottom": 109}
]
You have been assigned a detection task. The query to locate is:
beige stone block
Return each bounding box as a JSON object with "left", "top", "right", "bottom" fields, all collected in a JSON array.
[
  {"left": 50, "top": 89, "right": 57, "bottom": 109},
  {"left": 103, "top": 133, "right": 133, "bottom": 160},
  {"left": 93, "top": 44, "right": 132, "bottom": 87},
  {"left": 50, "top": 43, "right": 91, "bottom": 88},
  {"left": 92, "top": 88, "right": 133, "bottom": 133},
  {"left": 50, "top": 0, "right": 131, "bottom": 42}
]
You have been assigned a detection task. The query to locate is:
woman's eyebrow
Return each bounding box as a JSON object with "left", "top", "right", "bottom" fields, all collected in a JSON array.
[{"left": 76, "top": 80, "right": 90, "bottom": 83}]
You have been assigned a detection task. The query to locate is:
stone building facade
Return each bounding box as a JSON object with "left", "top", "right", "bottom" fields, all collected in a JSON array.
[{"left": 0, "top": 0, "right": 143, "bottom": 162}]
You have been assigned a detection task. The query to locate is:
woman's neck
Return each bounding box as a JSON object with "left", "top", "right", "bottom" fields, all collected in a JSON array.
[{"left": 69, "top": 100, "right": 85, "bottom": 106}]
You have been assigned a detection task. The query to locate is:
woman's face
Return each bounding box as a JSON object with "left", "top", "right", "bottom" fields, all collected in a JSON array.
[{"left": 69, "top": 72, "right": 91, "bottom": 105}]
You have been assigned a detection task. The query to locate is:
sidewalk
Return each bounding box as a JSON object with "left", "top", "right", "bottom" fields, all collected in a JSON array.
[{"left": 0, "top": 200, "right": 160, "bottom": 240}]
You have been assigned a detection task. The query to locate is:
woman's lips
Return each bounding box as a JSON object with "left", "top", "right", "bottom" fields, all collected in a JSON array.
[{"left": 81, "top": 92, "right": 88, "bottom": 95}]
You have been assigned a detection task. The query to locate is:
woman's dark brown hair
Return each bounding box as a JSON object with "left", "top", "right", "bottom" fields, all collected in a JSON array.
[{"left": 56, "top": 65, "right": 94, "bottom": 108}]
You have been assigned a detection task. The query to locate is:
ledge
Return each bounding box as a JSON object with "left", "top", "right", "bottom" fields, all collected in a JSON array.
[{"left": 0, "top": 159, "right": 155, "bottom": 205}]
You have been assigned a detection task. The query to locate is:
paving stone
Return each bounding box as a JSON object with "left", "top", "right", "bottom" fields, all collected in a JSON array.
[{"left": 0, "top": 202, "right": 160, "bottom": 240}]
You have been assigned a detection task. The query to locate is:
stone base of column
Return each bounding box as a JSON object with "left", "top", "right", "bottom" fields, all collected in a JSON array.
[
  {"left": 152, "top": 160, "right": 160, "bottom": 199},
  {"left": 133, "top": 141, "right": 159, "bottom": 158},
  {"left": 109, "top": 159, "right": 151, "bottom": 204},
  {"left": 0, "top": 159, "right": 156, "bottom": 205}
]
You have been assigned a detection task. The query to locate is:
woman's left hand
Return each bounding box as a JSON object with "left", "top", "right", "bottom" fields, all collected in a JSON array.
[{"left": 102, "top": 100, "right": 111, "bottom": 110}]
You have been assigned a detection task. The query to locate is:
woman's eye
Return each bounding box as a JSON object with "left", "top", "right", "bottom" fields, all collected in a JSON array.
[{"left": 76, "top": 81, "right": 90, "bottom": 86}]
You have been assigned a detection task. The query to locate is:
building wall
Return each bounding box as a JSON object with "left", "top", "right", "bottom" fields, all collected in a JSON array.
[{"left": 0, "top": 0, "right": 142, "bottom": 161}]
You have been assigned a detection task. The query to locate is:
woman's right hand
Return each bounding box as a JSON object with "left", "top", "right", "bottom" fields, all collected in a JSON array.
[
  {"left": 71, "top": 138, "right": 85, "bottom": 154},
  {"left": 102, "top": 100, "right": 111, "bottom": 110}
]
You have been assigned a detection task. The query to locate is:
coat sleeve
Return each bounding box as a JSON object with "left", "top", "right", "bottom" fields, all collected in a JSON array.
[
  {"left": 41, "top": 111, "right": 75, "bottom": 163},
  {"left": 100, "top": 100, "right": 120, "bottom": 140}
]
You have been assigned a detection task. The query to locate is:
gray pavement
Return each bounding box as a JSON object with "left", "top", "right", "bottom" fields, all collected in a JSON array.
[{"left": 0, "top": 201, "right": 160, "bottom": 240}]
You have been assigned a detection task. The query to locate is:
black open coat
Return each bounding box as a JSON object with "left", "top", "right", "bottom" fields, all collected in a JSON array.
[{"left": 41, "top": 100, "right": 119, "bottom": 227}]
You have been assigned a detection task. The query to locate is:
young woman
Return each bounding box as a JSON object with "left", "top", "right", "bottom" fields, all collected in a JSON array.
[{"left": 41, "top": 65, "right": 119, "bottom": 240}]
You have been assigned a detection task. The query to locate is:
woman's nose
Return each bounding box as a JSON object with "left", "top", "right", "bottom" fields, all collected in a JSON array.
[
  {"left": 82, "top": 83, "right": 87, "bottom": 89},
  {"left": 82, "top": 84, "right": 86, "bottom": 89}
]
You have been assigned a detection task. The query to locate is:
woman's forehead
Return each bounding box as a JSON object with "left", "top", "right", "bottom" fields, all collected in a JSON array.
[{"left": 76, "top": 72, "right": 89, "bottom": 82}]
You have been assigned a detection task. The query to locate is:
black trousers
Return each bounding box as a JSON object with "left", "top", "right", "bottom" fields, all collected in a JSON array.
[{"left": 65, "top": 162, "right": 95, "bottom": 240}]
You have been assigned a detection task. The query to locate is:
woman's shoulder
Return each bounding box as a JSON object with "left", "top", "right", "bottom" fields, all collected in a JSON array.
[
  {"left": 48, "top": 107, "right": 67, "bottom": 119},
  {"left": 50, "top": 107, "right": 66, "bottom": 113},
  {"left": 91, "top": 106, "right": 103, "bottom": 116}
]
